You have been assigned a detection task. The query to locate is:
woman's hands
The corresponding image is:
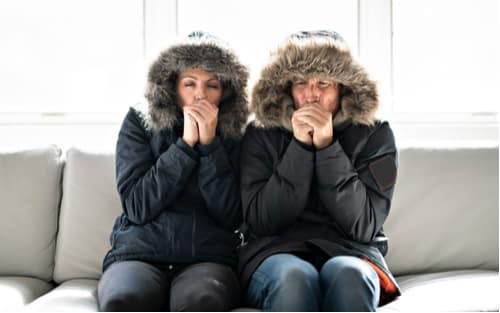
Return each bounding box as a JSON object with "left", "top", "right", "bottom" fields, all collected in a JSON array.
[{"left": 182, "top": 100, "right": 219, "bottom": 146}]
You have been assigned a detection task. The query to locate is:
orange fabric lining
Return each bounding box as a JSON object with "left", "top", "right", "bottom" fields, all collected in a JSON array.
[{"left": 362, "top": 257, "right": 398, "bottom": 295}]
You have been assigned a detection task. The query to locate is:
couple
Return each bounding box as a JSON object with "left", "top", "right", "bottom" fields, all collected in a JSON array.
[{"left": 97, "top": 30, "right": 400, "bottom": 312}]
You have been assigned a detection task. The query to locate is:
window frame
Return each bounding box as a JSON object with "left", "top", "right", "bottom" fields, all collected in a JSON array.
[
  {"left": 0, "top": 0, "right": 497, "bottom": 146},
  {"left": 359, "top": 0, "right": 497, "bottom": 145},
  {"left": 0, "top": 0, "right": 177, "bottom": 126}
]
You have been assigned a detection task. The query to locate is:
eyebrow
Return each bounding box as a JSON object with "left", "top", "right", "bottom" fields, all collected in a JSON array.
[{"left": 180, "top": 75, "right": 219, "bottom": 82}]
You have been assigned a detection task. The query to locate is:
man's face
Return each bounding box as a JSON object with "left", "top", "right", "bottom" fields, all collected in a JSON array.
[{"left": 291, "top": 77, "right": 340, "bottom": 113}]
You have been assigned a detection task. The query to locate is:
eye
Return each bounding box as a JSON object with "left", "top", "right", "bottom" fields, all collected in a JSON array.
[
  {"left": 293, "top": 81, "right": 307, "bottom": 88},
  {"left": 318, "top": 81, "right": 332, "bottom": 88},
  {"left": 183, "top": 81, "right": 195, "bottom": 88},
  {"left": 207, "top": 83, "right": 221, "bottom": 90}
]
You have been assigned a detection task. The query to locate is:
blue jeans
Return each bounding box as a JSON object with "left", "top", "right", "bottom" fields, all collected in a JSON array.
[{"left": 245, "top": 254, "right": 380, "bottom": 311}]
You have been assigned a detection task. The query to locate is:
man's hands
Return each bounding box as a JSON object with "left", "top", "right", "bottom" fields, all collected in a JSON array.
[
  {"left": 182, "top": 100, "right": 218, "bottom": 147},
  {"left": 292, "top": 104, "right": 333, "bottom": 149}
]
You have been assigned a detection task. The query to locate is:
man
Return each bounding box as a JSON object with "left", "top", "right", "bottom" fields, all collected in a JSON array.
[{"left": 239, "top": 30, "right": 401, "bottom": 311}]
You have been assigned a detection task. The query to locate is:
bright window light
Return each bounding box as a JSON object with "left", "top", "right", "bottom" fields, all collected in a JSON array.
[
  {"left": 392, "top": 0, "right": 499, "bottom": 114},
  {"left": 177, "top": 0, "right": 358, "bottom": 84},
  {"left": 0, "top": 0, "right": 144, "bottom": 114}
]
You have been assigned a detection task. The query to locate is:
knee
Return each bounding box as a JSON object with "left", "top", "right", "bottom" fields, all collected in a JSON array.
[
  {"left": 321, "top": 256, "right": 379, "bottom": 288},
  {"left": 171, "top": 282, "right": 234, "bottom": 311},
  {"left": 170, "top": 266, "right": 240, "bottom": 311},
  {"left": 99, "top": 293, "right": 135, "bottom": 312},
  {"left": 275, "top": 261, "right": 319, "bottom": 291},
  {"left": 258, "top": 258, "right": 320, "bottom": 311},
  {"left": 176, "top": 288, "right": 225, "bottom": 311},
  {"left": 320, "top": 257, "right": 380, "bottom": 311}
]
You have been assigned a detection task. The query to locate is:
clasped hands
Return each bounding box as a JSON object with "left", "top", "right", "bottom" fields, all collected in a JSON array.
[
  {"left": 182, "top": 100, "right": 218, "bottom": 147},
  {"left": 292, "top": 104, "right": 333, "bottom": 149}
]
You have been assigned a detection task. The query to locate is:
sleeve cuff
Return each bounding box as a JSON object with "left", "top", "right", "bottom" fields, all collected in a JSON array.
[
  {"left": 315, "top": 139, "right": 343, "bottom": 160},
  {"left": 176, "top": 138, "right": 199, "bottom": 160},
  {"left": 197, "top": 136, "right": 221, "bottom": 156},
  {"left": 292, "top": 137, "right": 315, "bottom": 152}
]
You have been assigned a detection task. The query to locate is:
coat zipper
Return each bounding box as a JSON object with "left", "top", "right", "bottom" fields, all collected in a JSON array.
[{"left": 191, "top": 208, "right": 196, "bottom": 257}]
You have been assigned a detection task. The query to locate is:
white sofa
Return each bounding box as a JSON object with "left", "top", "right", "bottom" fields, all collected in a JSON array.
[{"left": 0, "top": 145, "right": 498, "bottom": 312}]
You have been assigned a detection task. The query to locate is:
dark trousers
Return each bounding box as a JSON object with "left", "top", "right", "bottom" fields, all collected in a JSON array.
[{"left": 97, "top": 261, "right": 240, "bottom": 311}]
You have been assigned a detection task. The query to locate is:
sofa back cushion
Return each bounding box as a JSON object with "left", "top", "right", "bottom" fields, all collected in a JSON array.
[
  {"left": 53, "top": 148, "right": 122, "bottom": 283},
  {"left": 385, "top": 148, "right": 499, "bottom": 276},
  {"left": 0, "top": 146, "right": 63, "bottom": 281}
]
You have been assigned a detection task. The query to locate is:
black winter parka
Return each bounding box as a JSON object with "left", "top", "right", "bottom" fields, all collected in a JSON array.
[
  {"left": 103, "top": 108, "right": 243, "bottom": 270},
  {"left": 238, "top": 31, "right": 401, "bottom": 305},
  {"left": 103, "top": 32, "right": 249, "bottom": 271}
]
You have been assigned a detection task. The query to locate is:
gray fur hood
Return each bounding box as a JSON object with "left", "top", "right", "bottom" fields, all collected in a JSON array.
[
  {"left": 251, "top": 30, "right": 379, "bottom": 131},
  {"left": 144, "top": 31, "right": 249, "bottom": 140}
]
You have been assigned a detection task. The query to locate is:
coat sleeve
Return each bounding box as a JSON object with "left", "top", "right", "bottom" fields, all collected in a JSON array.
[
  {"left": 240, "top": 126, "right": 314, "bottom": 236},
  {"left": 115, "top": 108, "right": 198, "bottom": 225},
  {"left": 197, "top": 137, "right": 243, "bottom": 230},
  {"left": 315, "top": 122, "right": 398, "bottom": 243}
]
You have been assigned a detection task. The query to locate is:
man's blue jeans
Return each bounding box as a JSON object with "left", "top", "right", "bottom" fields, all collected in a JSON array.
[{"left": 245, "top": 253, "right": 380, "bottom": 311}]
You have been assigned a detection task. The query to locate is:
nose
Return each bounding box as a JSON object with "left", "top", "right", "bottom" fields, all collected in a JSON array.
[
  {"left": 305, "top": 83, "right": 320, "bottom": 103},
  {"left": 194, "top": 86, "right": 206, "bottom": 101}
]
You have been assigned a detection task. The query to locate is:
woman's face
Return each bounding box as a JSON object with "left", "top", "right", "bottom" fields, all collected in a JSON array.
[{"left": 176, "top": 68, "right": 223, "bottom": 107}]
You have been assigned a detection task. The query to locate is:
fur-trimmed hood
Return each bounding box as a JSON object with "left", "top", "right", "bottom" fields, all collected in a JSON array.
[
  {"left": 144, "top": 31, "right": 249, "bottom": 140},
  {"left": 251, "top": 30, "right": 379, "bottom": 131}
]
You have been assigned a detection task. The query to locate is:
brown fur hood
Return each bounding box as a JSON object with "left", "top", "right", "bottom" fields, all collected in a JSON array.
[
  {"left": 251, "top": 30, "right": 379, "bottom": 131},
  {"left": 144, "top": 31, "right": 249, "bottom": 140}
]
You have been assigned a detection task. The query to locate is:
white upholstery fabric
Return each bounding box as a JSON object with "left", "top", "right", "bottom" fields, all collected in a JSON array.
[
  {"left": 385, "top": 148, "right": 499, "bottom": 275},
  {"left": 23, "top": 279, "right": 98, "bottom": 312},
  {"left": 2, "top": 145, "right": 497, "bottom": 312},
  {"left": 379, "top": 270, "right": 499, "bottom": 312},
  {"left": 0, "top": 146, "right": 63, "bottom": 281},
  {"left": 53, "top": 149, "right": 122, "bottom": 283},
  {"left": 0, "top": 277, "right": 53, "bottom": 312}
]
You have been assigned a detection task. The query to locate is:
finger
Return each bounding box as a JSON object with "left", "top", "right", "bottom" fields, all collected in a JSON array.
[
  {"left": 292, "top": 114, "right": 314, "bottom": 127},
  {"left": 191, "top": 103, "right": 217, "bottom": 121},
  {"left": 300, "top": 125, "right": 314, "bottom": 132},
  {"left": 187, "top": 106, "right": 209, "bottom": 120},
  {"left": 295, "top": 106, "right": 329, "bottom": 121},
  {"left": 184, "top": 105, "right": 203, "bottom": 114},
  {"left": 194, "top": 100, "right": 218, "bottom": 114},
  {"left": 294, "top": 110, "right": 322, "bottom": 124},
  {"left": 183, "top": 109, "right": 197, "bottom": 123},
  {"left": 309, "top": 103, "right": 329, "bottom": 114},
  {"left": 296, "top": 112, "right": 330, "bottom": 128},
  {"left": 293, "top": 119, "right": 314, "bottom": 132},
  {"left": 186, "top": 107, "right": 205, "bottom": 124},
  {"left": 297, "top": 115, "right": 323, "bottom": 129},
  {"left": 292, "top": 116, "right": 311, "bottom": 128},
  {"left": 292, "top": 111, "right": 314, "bottom": 121},
  {"left": 297, "top": 104, "right": 331, "bottom": 118},
  {"left": 293, "top": 121, "right": 313, "bottom": 129},
  {"left": 185, "top": 110, "right": 197, "bottom": 121}
]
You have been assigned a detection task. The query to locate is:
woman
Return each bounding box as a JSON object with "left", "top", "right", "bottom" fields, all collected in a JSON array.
[
  {"left": 98, "top": 31, "right": 249, "bottom": 311},
  {"left": 239, "top": 30, "right": 400, "bottom": 311}
]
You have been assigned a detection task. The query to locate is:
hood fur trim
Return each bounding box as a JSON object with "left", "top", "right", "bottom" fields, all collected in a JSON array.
[
  {"left": 251, "top": 32, "right": 379, "bottom": 130},
  {"left": 144, "top": 32, "right": 249, "bottom": 139}
]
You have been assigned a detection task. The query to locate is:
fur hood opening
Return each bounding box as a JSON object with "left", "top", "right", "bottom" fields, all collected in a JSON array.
[
  {"left": 144, "top": 31, "right": 249, "bottom": 140},
  {"left": 251, "top": 30, "right": 379, "bottom": 131}
]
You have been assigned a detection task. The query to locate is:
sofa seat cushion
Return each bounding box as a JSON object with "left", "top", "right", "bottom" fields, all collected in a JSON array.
[
  {"left": 0, "top": 276, "right": 53, "bottom": 311},
  {"left": 378, "top": 270, "right": 499, "bottom": 312},
  {"left": 23, "top": 279, "right": 98, "bottom": 312}
]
